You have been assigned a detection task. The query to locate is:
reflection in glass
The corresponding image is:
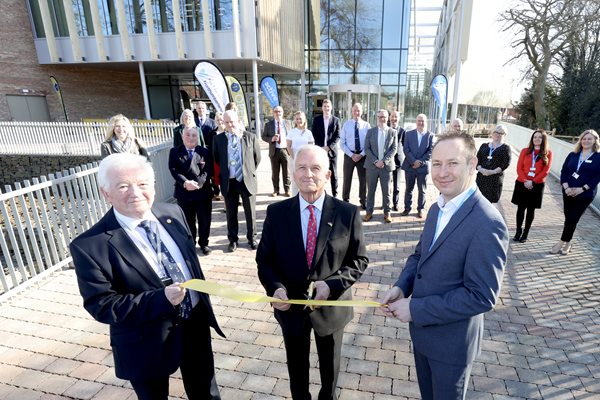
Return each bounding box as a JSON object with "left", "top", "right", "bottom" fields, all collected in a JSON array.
[
  {"left": 380, "top": 74, "right": 399, "bottom": 85},
  {"left": 328, "top": 0, "right": 355, "bottom": 49},
  {"left": 152, "top": 0, "right": 175, "bottom": 32},
  {"left": 329, "top": 50, "right": 354, "bottom": 73},
  {"left": 124, "top": 0, "right": 145, "bottom": 34},
  {"left": 381, "top": 50, "right": 399, "bottom": 73},
  {"left": 355, "top": 74, "right": 379, "bottom": 85},
  {"left": 72, "top": 0, "right": 94, "bottom": 36},
  {"left": 356, "top": 50, "right": 381, "bottom": 73},
  {"left": 329, "top": 74, "right": 353, "bottom": 85},
  {"left": 380, "top": 86, "right": 399, "bottom": 111},
  {"left": 382, "top": 0, "right": 402, "bottom": 48},
  {"left": 356, "top": 0, "right": 383, "bottom": 48}
]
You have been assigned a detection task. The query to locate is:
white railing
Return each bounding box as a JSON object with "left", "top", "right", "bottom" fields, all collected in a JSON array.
[
  {"left": 0, "top": 145, "right": 174, "bottom": 300},
  {"left": 0, "top": 121, "right": 176, "bottom": 155}
]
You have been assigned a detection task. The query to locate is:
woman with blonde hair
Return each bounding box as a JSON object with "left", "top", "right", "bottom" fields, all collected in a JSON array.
[
  {"left": 551, "top": 129, "right": 600, "bottom": 255},
  {"left": 100, "top": 114, "right": 148, "bottom": 159},
  {"left": 173, "top": 109, "right": 204, "bottom": 148},
  {"left": 286, "top": 111, "right": 315, "bottom": 195},
  {"left": 475, "top": 124, "right": 512, "bottom": 203}
]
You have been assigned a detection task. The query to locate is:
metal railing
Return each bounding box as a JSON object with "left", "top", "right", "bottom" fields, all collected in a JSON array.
[
  {"left": 0, "top": 121, "right": 176, "bottom": 155},
  {"left": 0, "top": 145, "right": 174, "bottom": 300}
]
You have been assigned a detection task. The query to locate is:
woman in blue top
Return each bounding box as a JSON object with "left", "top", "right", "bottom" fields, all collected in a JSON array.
[{"left": 551, "top": 129, "right": 600, "bottom": 255}]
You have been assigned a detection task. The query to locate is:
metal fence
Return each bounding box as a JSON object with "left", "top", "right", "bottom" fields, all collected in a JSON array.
[
  {"left": 0, "top": 121, "right": 176, "bottom": 155},
  {"left": 0, "top": 144, "right": 174, "bottom": 300}
]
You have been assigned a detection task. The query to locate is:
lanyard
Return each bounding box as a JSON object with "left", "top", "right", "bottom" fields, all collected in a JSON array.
[
  {"left": 488, "top": 144, "right": 500, "bottom": 158},
  {"left": 531, "top": 153, "right": 539, "bottom": 169},
  {"left": 577, "top": 152, "right": 593, "bottom": 172}
]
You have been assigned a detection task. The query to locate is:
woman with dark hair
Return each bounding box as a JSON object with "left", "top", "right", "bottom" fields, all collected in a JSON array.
[
  {"left": 100, "top": 114, "right": 148, "bottom": 159},
  {"left": 475, "top": 124, "right": 512, "bottom": 203},
  {"left": 551, "top": 129, "right": 600, "bottom": 255},
  {"left": 511, "top": 129, "right": 552, "bottom": 242}
]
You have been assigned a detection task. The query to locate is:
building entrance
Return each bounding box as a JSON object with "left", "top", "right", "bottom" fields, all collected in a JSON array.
[{"left": 329, "top": 84, "right": 380, "bottom": 126}]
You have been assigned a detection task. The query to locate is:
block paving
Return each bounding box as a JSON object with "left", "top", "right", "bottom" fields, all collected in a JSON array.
[{"left": 1, "top": 140, "right": 599, "bottom": 399}]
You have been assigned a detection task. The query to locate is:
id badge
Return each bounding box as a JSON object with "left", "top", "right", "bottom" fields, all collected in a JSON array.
[
  {"left": 230, "top": 159, "right": 237, "bottom": 166},
  {"left": 585, "top": 159, "right": 592, "bottom": 163},
  {"left": 527, "top": 172, "right": 535, "bottom": 177},
  {"left": 572, "top": 172, "right": 579, "bottom": 179}
]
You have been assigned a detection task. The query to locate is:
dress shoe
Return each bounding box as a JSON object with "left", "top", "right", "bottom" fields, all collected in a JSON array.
[
  {"left": 249, "top": 240, "right": 258, "bottom": 250},
  {"left": 400, "top": 209, "right": 410, "bottom": 216},
  {"left": 392, "top": 205, "right": 398, "bottom": 212},
  {"left": 201, "top": 246, "right": 212, "bottom": 255},
  {"left": 560, "top": 242, "right": 572, "bottom": 255},
  {"left": 363, "top": 213, "right": 373, "bottom": 222},
  {"left": 550, "top": 240, "right": 564, "bottom": 254},
  {"left": 213, "top": 195, "right": 222, "bottom": 201},
  {"left": 284, "top": 191, "right": 291, "bottom": 197},
  {"left": 271, "top": 192, "right": 279, "bottom": 197},
  {"left": 417, "top": 210, "right": 424, "bottom": 218},
  {"left": 228, "top": 242, "right": 237, "bottom": 252},
  {"left": 513, "top": 228, "right": 522, "bottom": 242},
  {"left": 383, "top": 214, "right": 392, "bottom": 223},
  {"left": 518, "top": 229, "right": 529, "bottom": 243},
  {"left": 360, "top": 203, "right": 366, "bottom": 210}
]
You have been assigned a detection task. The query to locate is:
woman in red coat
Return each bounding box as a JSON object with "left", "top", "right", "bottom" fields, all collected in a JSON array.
[{"left": 511, "top": 129, "right": 552, "bottom": 242}]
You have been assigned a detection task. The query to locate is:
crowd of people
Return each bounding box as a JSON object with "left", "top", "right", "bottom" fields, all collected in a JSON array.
[{"left": 85, "top": 102, "right": 599, "bottom": 400}]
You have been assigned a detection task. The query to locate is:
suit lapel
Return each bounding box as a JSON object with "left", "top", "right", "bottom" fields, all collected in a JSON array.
[
  {"left": 288, "top": 197, "right": 307, "bottom": 263},
  {"left": 105, "top": 210, "right": 163, "bottom": 287},
  {"left": 312, "top": 195, "right": 336, "bottom": 270}
]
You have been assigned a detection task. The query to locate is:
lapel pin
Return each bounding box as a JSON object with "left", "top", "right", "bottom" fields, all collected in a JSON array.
[
  {"left": 327, "top": 222, "right": 333, "bottom": 227},
  {"left": 166, "top": 219, "right": 172, "bottom": 224}
]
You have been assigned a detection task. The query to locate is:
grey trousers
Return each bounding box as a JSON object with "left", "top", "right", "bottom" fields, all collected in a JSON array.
[{"left": 365, "top": 167, "right": 392, "bottom": 214}]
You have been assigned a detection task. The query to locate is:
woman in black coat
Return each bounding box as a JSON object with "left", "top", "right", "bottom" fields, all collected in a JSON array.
[{"left": 476, "top": 124, "right": 512, "bottom": 203}]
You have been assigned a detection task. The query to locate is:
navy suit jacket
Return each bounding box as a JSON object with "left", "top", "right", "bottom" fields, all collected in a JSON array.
[
  {"left": 401, "top": 129, "right": 433, "bottom": 174},
  {"left": 257, "top": 195, "right": 369, "bottom": 336},
  {"left": 394, "top": 190, "right": 508, "bottom": 366},
  {"left": 69, "top": 203, "right": 224, "bottom": 380},
  {"left": 311, "top": 114, "right": 341, "bottom": 159},
  {"left": 168, "top": 145, "right": 214, "bottom": 201}
]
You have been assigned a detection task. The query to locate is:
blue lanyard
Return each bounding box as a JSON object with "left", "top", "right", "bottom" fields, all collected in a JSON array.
[
  {"left": 577, "top": 152, "right": 593, "bottom": 172},
  {"left": 531, "top": 153, "right": 539, "bottom": 169},
  {"left": 429, "top": 186, "right": 477, "bottom": 250},
  {"left": 488, "top": 144, "right": 498, "bottom": 158}
]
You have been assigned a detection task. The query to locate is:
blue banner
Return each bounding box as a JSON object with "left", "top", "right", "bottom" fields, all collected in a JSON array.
[
  {"left": 431, "top": 74, "right": 448, "bottom": 130},
  {"left": 260, "top": 76, "right": 279, "bottom": 109}
]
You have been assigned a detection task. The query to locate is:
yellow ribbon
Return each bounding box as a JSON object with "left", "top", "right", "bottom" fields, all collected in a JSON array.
[{"left": 181, "top": 279, "right": 382, "bottom": 307}]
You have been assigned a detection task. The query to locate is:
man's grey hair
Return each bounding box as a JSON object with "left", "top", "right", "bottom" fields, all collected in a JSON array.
[
  {"left": 293, "top": 145, "right": 329, "bottom": 171},
  {"left": 98, "top": 153, "right": 155, "bottom": 191}
]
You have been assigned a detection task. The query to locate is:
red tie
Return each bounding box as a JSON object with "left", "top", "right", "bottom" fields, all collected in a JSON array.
[
  {"left": 306, "top": 205, "right": 317, "bottom": 268},
  {"left": 277, "top": 122, "right": 282, "bottom": 144}
]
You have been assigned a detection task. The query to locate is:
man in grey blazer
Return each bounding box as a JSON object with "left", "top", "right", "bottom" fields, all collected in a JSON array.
[
  {"left": 363, "top": 109, "right": 397, "bottom": 223},
  {"left": 401, "top": 114, "right": 433, "bottom": 218},
  {"left": 213, "top": 110, "right": 262, "bottom": 252},
  {"left": 382, "top": 132, "right": 508, "bottom": 400}
]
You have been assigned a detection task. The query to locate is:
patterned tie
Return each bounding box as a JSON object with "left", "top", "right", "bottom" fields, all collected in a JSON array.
[
  {"left": 354, "top": 121, "right": 361, "bottom": 153},
  {"left": 139, "top": 220, "right": 192, "bottom": 319},
  {"left": 306, "top": 205, "right": 317, "bottom": 268},
  {"left": 277, "top": 121, "right": 281, "bottom": 144},
  {"left": 188, "top": 149, "right": 194, "bottom": 159}
]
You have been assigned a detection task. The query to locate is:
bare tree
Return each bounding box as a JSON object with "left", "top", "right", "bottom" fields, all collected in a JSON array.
[{"left": 500, "top": 0, "right": 580, "bottom": 128}]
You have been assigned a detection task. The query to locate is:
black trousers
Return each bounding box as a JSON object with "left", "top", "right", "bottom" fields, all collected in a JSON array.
[
  {"left": 329, "top": 155, "right": 338, "bottom": 197},
  {"left": 392, "top": 166, "right": 402, "bottom": 207},
  {"left": 342, "top": 154, "right": 366, "bottom": 205},
  {"left": 177, "top": 197, "right": 212, "bottom": 247},
  {"left": 561, "top": 193, "right": 593, "bottom": 242},
  {"left": 281, "top": 316, "right": 344, "bottom": 400},
  {"left": 270, "top": 148, "right": 291, "bottom": 193},
  {"left": 224, "top": 179, "right": 256, "bottom": 243},
  {"left": 130, "top": 307, "right": 221, "bottom": 400}
]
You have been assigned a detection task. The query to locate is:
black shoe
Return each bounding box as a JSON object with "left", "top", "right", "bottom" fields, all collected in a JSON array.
[
  {"left": 201, "top": 246, "right": 212, "bottom": 255},
  {"left": 249, "top": 240, "right": 258, "bottom": 250},
  {"left": 228, "top": 242, "right": 237, "bottom": 252},
  {"left": 392, "top": 205, "right": 399, "bottom": 212},
  {"left": 519, "top": 231, "right": 529, "bottom": 243},
  {"left": 360, "top": 203, "right": 366, "bottom": 210},
  {"left": 417, "top": 210, "right": 424, "bottom": 219},
  {"left": 513, "top": 228, "right": 522, "bottom": 242},
  {"left": 400, "top": 209, "right": 410, "bottom": 216}
]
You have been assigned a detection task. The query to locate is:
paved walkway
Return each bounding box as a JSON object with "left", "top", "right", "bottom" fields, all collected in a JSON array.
[{"left": 1, "top": 142, "right": 599, "bottom": 400}]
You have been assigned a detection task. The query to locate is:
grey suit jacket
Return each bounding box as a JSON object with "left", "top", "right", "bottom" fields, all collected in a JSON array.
[
  {"left": 70, "top": 203, "right": 224, "bottom": 380},
  {"left": 213, "top": 130, "right": 261, "bottom": 196},
  {"left": 394, "top": 190, "right": 508, "bottom": 366},
  {"left": 401, "top": 129, "right": 433, "bottom": 174},
  {"left": 261, "top": 119, "right": 292, "bottom": 158},
  {"left": 364, "top": 126, "right": 397, "bottom": 172},
  {"left": 257, "top": 195, "right": 369, "bottom": 336}
]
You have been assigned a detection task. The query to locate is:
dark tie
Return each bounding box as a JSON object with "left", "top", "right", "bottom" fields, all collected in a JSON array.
[
  {"left": 188, "top": 149, "right": 194, "bottom": 159},
  {"left": 277, "top": 122, "right": 281, "bottom": 144},
  {"left": 306, "top": 205, "right": 317, "bottom": 268},
  {"left": 139, "top": 220, "right": 192, "bottom": 319},
  {"left": 354, "top": 121, "right": 361, "bottom": 153}
]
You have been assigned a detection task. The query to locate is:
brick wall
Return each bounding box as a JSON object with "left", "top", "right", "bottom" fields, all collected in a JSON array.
[
  {"left": 0, "top": 155, "right": 101, "bottom": 189},
  {"left": 0, "top": 0, "right": 145, "bottom": 122}
]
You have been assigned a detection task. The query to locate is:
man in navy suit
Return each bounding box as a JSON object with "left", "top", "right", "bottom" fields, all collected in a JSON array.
[
  {"left": 257, "top": 145, "right": 368, "bottom": 400},
  {"left": 194, "top": 101, "right": 217, "bottom": 148},
  {"left": 401, "top": 114, "right": 433, "bottom": 218},
  {"left": 311, "top": 99, "right": 341, "bottom": 197},
  {"left": 70, "top": 153, "right": 224, "bottom": 400},
  {"left": 389, "top": 110, "right": 405, "bottom": 211},
  {"left": 382, "top": 132, "right": 508, "bottom": 400}
]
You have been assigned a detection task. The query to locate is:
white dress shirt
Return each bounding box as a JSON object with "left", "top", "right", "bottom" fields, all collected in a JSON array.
[
  {"left": 430, "top": 184, "right": 477, "bottom": 248},
  {"left": 274, "top": 119, "right": 288, "bottom": 149}
]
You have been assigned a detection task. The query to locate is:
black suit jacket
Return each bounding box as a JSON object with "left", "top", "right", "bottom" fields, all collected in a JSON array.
[
  {"left": 69, "top": 203, "right": 224, "bottom": 381},
  {"left": 169, "top": 145, "right": 213, "bottom": 201},
  {"left": 311, "top": 114, "right": 341, "bottom": 159},
  {"left": 256, "top": 195, "right": 368, "bottom": 336},
  {"left": 213, "top": 130, "right": 261, "bottom": 196},
  {"left": 261, "top": 119, "right": 292, "bottom": 158}
]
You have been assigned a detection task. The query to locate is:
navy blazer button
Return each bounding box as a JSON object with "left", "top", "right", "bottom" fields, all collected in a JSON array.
[{"left": 417, "top": 274, "right": 422, "bottom": 279}]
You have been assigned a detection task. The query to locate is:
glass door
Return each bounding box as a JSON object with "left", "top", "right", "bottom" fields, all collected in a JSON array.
[{"left": 328, "top": 84, "right": 380, "bottom": 126}]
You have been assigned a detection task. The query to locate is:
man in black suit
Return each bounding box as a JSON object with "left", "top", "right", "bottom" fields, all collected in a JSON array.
[
  {"left": 311, "top": 99, "right": 341, "bottom": 197},
  {"left": 257, "top": 145, "right": 368, "bottom": 400},
  {"left": 70, "top": 153, "right": 224, "bottom": 400},
  {"left": 262, "top": 105, "right": 292, "bottom": 197},
  {"left": 194, "top": 101, "right": 217, "bottom": 148},
  {"left": 213, "top": 110, "right": 261, "bottom": 252},
  {"left": 169, "top": 127, "right": 214, "bottom": 255},
  {"left": 389, "top": 110, "right": 405, "bottom": 211}
]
